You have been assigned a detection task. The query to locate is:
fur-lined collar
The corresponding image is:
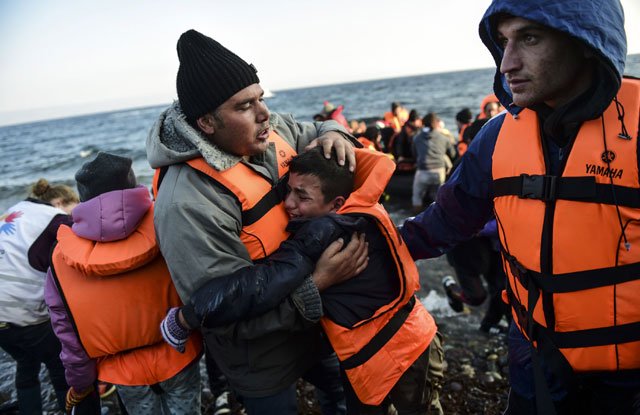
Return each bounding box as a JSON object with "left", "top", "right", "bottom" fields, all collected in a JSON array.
[{"left": 149, "top": 101, "right": 242, "bottom": 171}]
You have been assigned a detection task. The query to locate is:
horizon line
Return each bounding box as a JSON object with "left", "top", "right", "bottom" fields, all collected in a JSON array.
[{"left": 2, "top": 53, "right": 639, "bottom": 128}]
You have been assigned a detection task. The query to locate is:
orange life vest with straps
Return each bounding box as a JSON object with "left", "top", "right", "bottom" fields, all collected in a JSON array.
[
  {"left": 458, "top": 124, "right": 470, "bottom": 156},
  {"left": 50, "top": 207, "right": 202, "bottom": 386},
  {"left": 357, "top": 137, "right": 377, "bottom": 151},
  {"left": 478, "top": 93, "right": 500, "bottom": 120},
  {"left": 322, "top": 148, "right": 437, "bottom": 405},
  {"left": 384, "top": 109, "right": 409, "bottom": 133},
  {"left": 153, "top": 131, "right": 296, "bottom": 260},
  {"left": 492, "top": 77, "right": 640, "bottom": 374}
]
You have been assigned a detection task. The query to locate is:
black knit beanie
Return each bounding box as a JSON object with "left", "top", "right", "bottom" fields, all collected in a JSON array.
[
  {"left": 176, "top": 29, "right": 260, "bottom": 122},
  {"left": 75, "top": 152, "right": 137, "bottom": 202}
]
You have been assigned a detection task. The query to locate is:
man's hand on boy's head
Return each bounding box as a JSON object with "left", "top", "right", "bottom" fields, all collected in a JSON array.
[
  {"left": 312, "top": 232, "right": 368, "bottom": 291},
  {"left": 305, "top": 131, "right": 356, "bottom": 172}
]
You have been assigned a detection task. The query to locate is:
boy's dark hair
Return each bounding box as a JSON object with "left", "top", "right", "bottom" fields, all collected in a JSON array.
[{"left": 288, "top": 147, "right": 354, "bottom": 203}]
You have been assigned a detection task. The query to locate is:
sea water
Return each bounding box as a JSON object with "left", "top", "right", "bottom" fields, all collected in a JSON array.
[{"left": 2, "top": 54, "right": 638, "bottom": 212}]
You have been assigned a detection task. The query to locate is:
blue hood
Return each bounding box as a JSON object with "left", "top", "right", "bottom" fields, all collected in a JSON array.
[{"left": 479, "top": 0, "right": 627, "bottom": 111}]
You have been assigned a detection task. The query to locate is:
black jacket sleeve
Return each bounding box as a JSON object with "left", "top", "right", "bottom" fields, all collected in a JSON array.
[{"left": 183, "top": 215, "right": 364, "bottom": 329}]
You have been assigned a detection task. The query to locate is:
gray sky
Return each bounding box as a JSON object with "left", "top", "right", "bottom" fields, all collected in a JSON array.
[{"left": 1, "top": 0, "right": 638, "bottom": 126}]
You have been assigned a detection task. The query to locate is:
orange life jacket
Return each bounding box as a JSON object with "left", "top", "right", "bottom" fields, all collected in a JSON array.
[
  {"left": 457, "top": 124, "right": 470, "bottom": 156},
  {"left": 50, "top": 207, "right": 202, "bottom": 386},
  {"left": 329, "top": 105, "right": 350, "bottom": 130},
  {"left": 492, "top": 77, "right": 640, "bottom": 375},
  {"left": 322, "top": 148, "right": 437, "bottom": 405},
  {"left": 153, "top": 131, "right": 297, "bottom": 260},
  {"left": 384, "top": 109, "right": 409, "bottom": 133},
  {"left": 356, "top": 137, "right": 377, "bottom": 151},
  {"left": 478, "top": 93, "right": 500, "bottom": 120}
]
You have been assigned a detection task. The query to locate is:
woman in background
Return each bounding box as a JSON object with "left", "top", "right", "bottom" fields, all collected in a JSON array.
[{"left": 0, "top": 179, "right": 78, "bottom": 414}]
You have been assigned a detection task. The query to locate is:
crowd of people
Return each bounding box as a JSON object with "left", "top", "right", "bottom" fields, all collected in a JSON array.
[
  {"left": 317, "top": 98, "right": 506, "bottom": 212},
  {"left": 1, "top": 0, "right": 638, "bottom": 414}
]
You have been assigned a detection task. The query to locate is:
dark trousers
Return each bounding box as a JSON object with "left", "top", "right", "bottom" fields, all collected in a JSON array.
[
  {"left": 239, "top": 337, "right": 346, "bottom": 415},
  {"left": 0, "top": 320, "right": 68, "bottom": 413},
  {"left": 446, "top": 236, "right": 510, "bottom": 328},
  {"left": 204, "top": 343, "right": 231, "bottom": 396}
]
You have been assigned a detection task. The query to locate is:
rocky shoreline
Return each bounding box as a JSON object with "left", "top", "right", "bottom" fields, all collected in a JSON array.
[{"left": 418, "top": 256, "right": 510, "bottom": 415}]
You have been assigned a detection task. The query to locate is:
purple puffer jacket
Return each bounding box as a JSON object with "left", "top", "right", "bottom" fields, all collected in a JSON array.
[{"left": 44, "top": 186, "right": 152, "bottom": 390}]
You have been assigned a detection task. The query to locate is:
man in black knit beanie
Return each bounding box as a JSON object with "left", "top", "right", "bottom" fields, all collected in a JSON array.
[{"left": 147, "top": 29, "right": 368, "bottom": 415}]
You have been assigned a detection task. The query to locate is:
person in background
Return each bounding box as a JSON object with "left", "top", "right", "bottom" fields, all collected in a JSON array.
[
  {"left": 322, "top": 101, "right": 350, "bottom": 130},
  {"left": 45, "top": 152, "right": 203, "bottom": 414},
  {"left": 391, "top": 109, "right": 422, "bottom": 164},
  {"left": 147, "top": 29, "right": 367, "bottom": 415},
  {"left": 454, "top": 107, "right": 473, "bottom": 156},
  {"left": 358, "top": 126, "right": 386, "bottom": 152},
  {"left": 349, "top": 119, "right": 367, "bottom": 136},
  {"left": 0, "top": 179, "right": 78, "bottom": 414},
  {"left": 411, "top": 112, "right": 457, "bottom": 213},
  {"left": 163, "top": 147, "right": 444, "bottom": 415},
  {"left": 443, "top": 108, "right": 511, "bottom": 336},
  {"left": 401, "top": 0, "right": 640, "bottom": 413},
  {"left": 442, "top": 218, "right": 511, "bottom": 335},
  {"left": 384, "top": 102, "right": 409, "bottom": 134},
  {"left": 476, "top": 94, "right": 503, "bottom": 120},
  {"left": 462, "top": 99, "right": 501, "bottom": 144},
  {"left": 355, "top": 126, "right": 379, "bottom": 151},
  {"left": 379, "top": 126, "right": 396, "bottom": 155}
]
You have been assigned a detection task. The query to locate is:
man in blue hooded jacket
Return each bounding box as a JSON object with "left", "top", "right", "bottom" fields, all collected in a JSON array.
[{"left": 400, "top": 0, "right": 640, "bottom": 414}]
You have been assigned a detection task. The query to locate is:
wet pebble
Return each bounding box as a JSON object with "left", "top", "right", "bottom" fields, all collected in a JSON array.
[
  {"left": 490, "top": 371, "right": 504, "bottom": 381},
  {"left": 480, "top": 371, "right": 495, "bottom": 384},
  {"left": 449, "top": 382, "right": 463, "bottom": 392},
  {"left": 460, "top": 364, "right": 476, "bottom": 378}
]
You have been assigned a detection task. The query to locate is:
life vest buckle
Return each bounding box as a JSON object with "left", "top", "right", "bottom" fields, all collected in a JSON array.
[
  {"left": 504, "top": 253, "right": 528, "bottom": 283},
  {"left": 520, "top": 174, "right": 557, "bottom": 202}
]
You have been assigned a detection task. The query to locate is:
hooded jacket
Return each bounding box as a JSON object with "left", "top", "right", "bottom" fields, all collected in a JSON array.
[
  {"left": 399, "top": 0, "right": 638, "bottom": 397},
  {"left": 401, "top": 0, "right": 629, "bottom": 257},
  {"left": 45, "top": 187, "right": 201, "bottom": 390},
  {"left": 146, "top": 102, "right": 354, "bottom": 396}
]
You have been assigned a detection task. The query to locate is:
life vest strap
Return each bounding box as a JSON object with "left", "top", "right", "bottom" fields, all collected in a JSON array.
[
  {"left": 494, "top": 174, "right": 640, "bottom": 207},
  {"left": 504, "top": 252, "right": 640, "bottom": 293},
  {"left": 341, "top": 296, "right": 416, "bottom": 370},
  {"left": 156, "top": 161, "right": 283, "bottom": 224},
  {"left": 507, "top": 280, "right": 640, "bottom": 400},
  {"left": 506, "top": 277, "right": 640, "bottom": 349},
  {"left": 540, "top": 320, "right": 640, "bottom": 349},
  {"left": 152, "top": 166, "right": 169, "bottom": 199},
  {"left": 242, "top": 175, "right": 289, "bottom": 226}
]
